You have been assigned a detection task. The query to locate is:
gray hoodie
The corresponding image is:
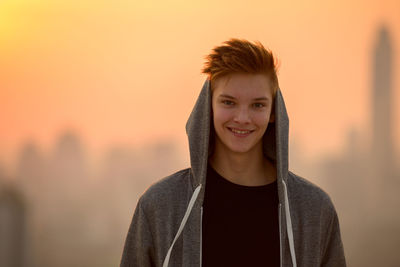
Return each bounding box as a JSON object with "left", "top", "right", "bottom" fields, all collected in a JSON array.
[{"left": 121, "top": 80, "right": 346, "bottom": 267}]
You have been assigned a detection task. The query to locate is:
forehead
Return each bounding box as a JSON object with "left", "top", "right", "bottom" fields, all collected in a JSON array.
[{"left": 212, "top": 73, "right": 273, "bottom": 98}]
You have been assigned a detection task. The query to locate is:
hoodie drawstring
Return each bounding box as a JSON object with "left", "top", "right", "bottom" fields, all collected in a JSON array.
[
  {"left": 163, "top": 184, "right": 202, "bottom": 267},
  {"left": 163, "top": 181, "right": 297, "bottom": 267},
  {"left": 282, "top": 180, "right": 297, "bottom": 267}
]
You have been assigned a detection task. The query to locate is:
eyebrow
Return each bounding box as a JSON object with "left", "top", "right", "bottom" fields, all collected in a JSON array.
[{"left": 218, "top": 94, "right": 269, "bottom": 101}]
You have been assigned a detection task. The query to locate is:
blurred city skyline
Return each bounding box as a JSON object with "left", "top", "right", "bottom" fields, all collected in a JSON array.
[
  {"left": 0, "top": 0, "right": 399, "bottom": 168},
  {"left": 0, "top": 129, "right": 187, "bottom": 266}
]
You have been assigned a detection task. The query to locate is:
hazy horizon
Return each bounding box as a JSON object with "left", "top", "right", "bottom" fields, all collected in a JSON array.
[{"left": 1, "top": 0, "right": 399, "bottom": 168}]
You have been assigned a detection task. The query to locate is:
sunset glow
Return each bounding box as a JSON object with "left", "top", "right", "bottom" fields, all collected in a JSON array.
[{"left": 0, "top": 0, "right": 399, "bottom": 165}]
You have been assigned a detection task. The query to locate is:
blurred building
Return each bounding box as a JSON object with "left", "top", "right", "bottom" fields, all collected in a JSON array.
[
  {"left": 0, "top": 184, "right": 28, "bottom": 267},
  {"left": 317, "top": 25, "right": 400, "bottom": 267},
  {"left": 8, "top": 128, "right": 186, "bottom": 267}
]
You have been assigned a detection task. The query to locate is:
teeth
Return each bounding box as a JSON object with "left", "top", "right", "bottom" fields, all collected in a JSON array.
[{"left": 231, "top": 128, "right": 251, "bottom": 134}]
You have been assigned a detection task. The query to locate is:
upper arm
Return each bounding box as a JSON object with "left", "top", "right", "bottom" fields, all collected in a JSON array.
[
  {"left": 321, "top": 207, "right": 346, "bottom": 267},
  {"left": 120, "top": 198, "right": 156, "bottom": 267}
]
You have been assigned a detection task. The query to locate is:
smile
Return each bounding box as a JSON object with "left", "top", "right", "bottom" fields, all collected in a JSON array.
[{"left": 228, "top": 127, "right": 254, "bottom": 136}]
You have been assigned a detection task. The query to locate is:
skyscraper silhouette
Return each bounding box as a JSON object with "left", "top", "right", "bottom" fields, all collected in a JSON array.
[{"left": 371, "top": 26, "right": 395, "bottom": 182}]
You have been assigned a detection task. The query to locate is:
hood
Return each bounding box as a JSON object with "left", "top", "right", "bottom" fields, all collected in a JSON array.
[
  {"left": 163, "top": 79, "right": 296, "bottom": 267},
  {"left": 185, "top": 79, "right": 289, "bottom": 194}
]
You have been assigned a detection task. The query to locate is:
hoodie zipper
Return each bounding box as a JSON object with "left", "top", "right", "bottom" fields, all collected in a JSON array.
[{"left": 279, "top": 203, "right": 283, "bottom": 267}]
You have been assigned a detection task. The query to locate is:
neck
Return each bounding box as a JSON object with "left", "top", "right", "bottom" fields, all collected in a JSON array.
[{"left": 209, "top": 142, "right": 276, "bottom": 186}]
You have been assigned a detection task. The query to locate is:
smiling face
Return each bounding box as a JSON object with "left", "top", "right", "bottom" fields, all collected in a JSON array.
[{"left": 211, "top": 73, "right": 275, "bottom": 156}]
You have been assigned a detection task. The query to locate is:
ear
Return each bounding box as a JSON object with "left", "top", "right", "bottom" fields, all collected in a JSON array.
[{"left": 269, "top": 113, "right": 275, "bottom": 123}]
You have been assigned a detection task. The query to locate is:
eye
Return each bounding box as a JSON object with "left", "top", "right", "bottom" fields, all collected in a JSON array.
[
  {"left": 253, "top": 103, "right": 266, "bottom": 108},
  {"left": 222, "top": 100, "right": 235, "bottom": 106}
]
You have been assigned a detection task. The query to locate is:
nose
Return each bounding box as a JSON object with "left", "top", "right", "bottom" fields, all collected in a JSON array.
[{"left": 233, "top": 107, "right": 251, "bottom": 124}]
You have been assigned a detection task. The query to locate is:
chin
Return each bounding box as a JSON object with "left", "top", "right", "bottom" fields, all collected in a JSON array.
[
  {"left": 226, "top": 143, "right": 257, "bottom": 154},
  {"left": 215, "top": 133, "right": 263, "bottom": 155}
]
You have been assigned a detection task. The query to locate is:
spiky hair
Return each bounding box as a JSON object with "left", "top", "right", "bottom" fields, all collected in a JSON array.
[{"left": 202, "top": 38, "right": 279, "bottom": 94}]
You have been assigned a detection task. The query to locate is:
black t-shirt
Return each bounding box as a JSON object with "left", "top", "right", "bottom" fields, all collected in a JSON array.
[{"left": 202, "top": 165, "right": 280, "bottom": 267}]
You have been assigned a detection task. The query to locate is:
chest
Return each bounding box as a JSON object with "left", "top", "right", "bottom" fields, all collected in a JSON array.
[{"left": 201, "top": 171, "right": 280, "bottom": 267}]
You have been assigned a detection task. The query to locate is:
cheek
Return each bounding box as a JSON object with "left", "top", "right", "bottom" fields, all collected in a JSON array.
[
  {"left": 213, "top": 108, "right": 232, "bottom": 126},
  {"left": 253, "top": 111, "right": 271, "bottom": 127}
]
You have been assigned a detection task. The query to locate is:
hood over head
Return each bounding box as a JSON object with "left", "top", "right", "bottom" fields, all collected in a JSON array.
[
  {"left": 163, "top": 79, "right": 297, "bottom": 267},
  {"left": 185, "top": 79, "right": 289, "bottom": 199}
]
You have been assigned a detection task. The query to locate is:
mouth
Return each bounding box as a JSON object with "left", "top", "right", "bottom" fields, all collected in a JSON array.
[{"left": 227, "top": 127, "right": 254, "bottom": 137}]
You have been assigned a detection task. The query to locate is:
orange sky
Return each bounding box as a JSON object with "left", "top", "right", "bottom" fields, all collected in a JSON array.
[{"left": 0, "top": 0, "right": 399, "bottom": 168}]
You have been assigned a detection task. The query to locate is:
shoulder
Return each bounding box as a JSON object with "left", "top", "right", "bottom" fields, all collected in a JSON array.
[
  {"left": 286, "top": 173, "right": 346, "bottom": 265},
  {"left": 287, "top": 171, "right": 336, "bottom": 214},
  {"left": 138, "top": 168, "right": 192, "bottom": 214}
]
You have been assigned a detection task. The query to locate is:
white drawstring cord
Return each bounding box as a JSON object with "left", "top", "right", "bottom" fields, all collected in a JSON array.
[
  {"left": 163, "top": 181, "right": 296, "bottom": 267},
  {"left": 162, "top": 184, "right": 202, "bottom": 267},
  {"left": 282, "top": 180, "right": 297, "bottom": 267}
]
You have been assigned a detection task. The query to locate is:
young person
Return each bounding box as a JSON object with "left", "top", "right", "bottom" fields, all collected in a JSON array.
[{"left": 121, "top": 39, "right": 346, "bottom": 267}]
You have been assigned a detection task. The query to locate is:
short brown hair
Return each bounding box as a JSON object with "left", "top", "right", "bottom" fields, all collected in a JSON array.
[{"left": 202, "top": 38, "right": 279, "bottom": 95}]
